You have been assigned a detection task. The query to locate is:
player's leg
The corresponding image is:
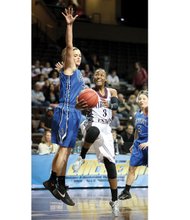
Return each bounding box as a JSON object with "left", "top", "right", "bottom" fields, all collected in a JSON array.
[
  {"left": 119, "top": 148, "right": 148, "bottom": 200},
  {"left": 119, "top": 165, "right": 137, "bottom": 200},
  {"left": 43, "top": 150, "right": 61, "bottom": 200},
  {"left": 119, "top": 141, "right": 141, "bottom": 200},
  {"left": 52, "top": 147, "right": 75, "bottom": 206},
  {"left": 81, "top": 126, "right": 100, "bottom": 158},
  {"left": 43, "top": 106, "right": 62, "bottom": 198},
  {"left": 103, "top": 157, "right": 120, "bottom": 217},
  {"left": 72, "top": 126, "right": 100, "bottom": 172},
  {"left": 52, "top": 110, "right": 83, "bottom": 206}
]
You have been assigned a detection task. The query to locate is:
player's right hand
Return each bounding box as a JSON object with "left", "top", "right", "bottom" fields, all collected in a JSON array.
[{"left": 62, "top": 7, "right": 78, "bottom": 25}]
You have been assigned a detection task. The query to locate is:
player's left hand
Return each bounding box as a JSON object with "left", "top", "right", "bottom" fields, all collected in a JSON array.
[{"left": 139, "top": 142, "right": 148, "bottom": 149}]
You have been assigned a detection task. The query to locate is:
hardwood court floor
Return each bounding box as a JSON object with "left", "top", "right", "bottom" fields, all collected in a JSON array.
[{"left": 32, "top": 188, "right": 148, "bottom": 220}]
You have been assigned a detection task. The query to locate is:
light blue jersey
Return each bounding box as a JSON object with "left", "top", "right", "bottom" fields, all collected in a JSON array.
[
  {"left": 59, "top": 69, "right": 84, "bottom": 105},
  {"left": 51, "top": 69, "right": 85, "bottom": 147},
  {"left": 130, "top": 110, "right": 148, "bottom": 166},
  {"left": 134, "top": 111, "right": 148, "bottom": 143}
]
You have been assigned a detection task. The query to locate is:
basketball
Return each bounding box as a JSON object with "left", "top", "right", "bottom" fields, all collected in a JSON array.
[{"left": 78, "top": 88, "right": 99, "bottom": 108}]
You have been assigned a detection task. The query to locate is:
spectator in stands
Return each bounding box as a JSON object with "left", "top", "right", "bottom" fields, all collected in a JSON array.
[
  {"left": 107, "top": 69, "right": 120, "bottom": 87},
  {"left": 127, "top": 94, "right": 140, "bottom": 123},
  {"left": 35, "top": 74, "right": 46, "bottom": 90},
  {"left": 128, "top": 94, "right": 139, "bottom": 113},
  {"left": 80, "top": 53, "right": 88, "bottom": 70},
  {"left": 32, "top": 83, "right": 49, "bottom": 106},
  {"left": 38, "top": 130, "right": 59, "bottom": 155},
  {"left": 81, "top": 70, "right": 91, "bottom": 87},
  {"left": 142, "top": 81, "right": 148, "bottom": 91},
  {"left": 117, "top": 93, "right": 131, "bottom": 119},
  {"left": 110, "top": 110, "right": 123, "bottom": 131},
  {"left": 41, "top": 61, "right": 53, "bottom": 77},
  {"left": 83, "top": 63, "right": 93, "bottom": 80},
  {"left": 120, "top": 124, "right": 134, "bottom": 154},
  {"left": 32, "top": 112, "right": 41, "bottom": 133},
  {"left": 134, "top": 89, "right": 139, "bottom": 97},
  {"left": 44, "top": 83, "right": 59, "bottom": 104},
  {"left": 38, "top": 107, "right": 54, "bottom": 133},
  {"left": 49, "top": 70, "right": 60, "bottom": 88},
  {"left": 133, "top": 62, "right": 148, "bottom": 90},
  {"left": 89, "top": 53, "right": 101, "bottom": 71},
  {"left": 112, "top": 129, "right": 124, "bottom": 155},
  {"left": 32, "top": 59, "right": 42, "bottom": 77},
  {"left": 42, "top": 78, "right": 51, "bottom": 94}
]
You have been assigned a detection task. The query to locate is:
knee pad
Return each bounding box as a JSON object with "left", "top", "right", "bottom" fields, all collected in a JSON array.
[
  {"left": 103, "top": 157, "right": 117, "bottom": 179},
  {"left": 85, "top": 126, "right": 100, "bottom": 143}
]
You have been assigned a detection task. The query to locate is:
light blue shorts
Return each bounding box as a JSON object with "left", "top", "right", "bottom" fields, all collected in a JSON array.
[
  {"left": 130, "top": 140, "right": 148, "bottom": 166},
  {"left": 51, "top": 105, "right": 81, "bottom": 148}
]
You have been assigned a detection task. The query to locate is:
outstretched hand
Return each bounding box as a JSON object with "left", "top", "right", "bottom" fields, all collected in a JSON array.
[
  {"left": 62, "top": 7, "right": 78, "bottom": 25},
  {"left": 55, "top": 62, "right": 64, "bottom": 72}
]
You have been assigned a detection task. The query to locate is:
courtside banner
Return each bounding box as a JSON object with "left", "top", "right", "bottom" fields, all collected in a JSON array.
[{"left": 32, "top": 154, "right": 148, "bottom": 188}]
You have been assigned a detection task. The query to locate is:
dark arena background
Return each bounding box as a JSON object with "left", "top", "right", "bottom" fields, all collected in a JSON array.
[{"left": 32, "top": 0, "right": 148, "bottom": 219}]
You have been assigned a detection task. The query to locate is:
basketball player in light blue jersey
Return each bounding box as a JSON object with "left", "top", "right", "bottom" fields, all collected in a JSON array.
[
  {"left": 119, "top": 90, "right": 148, "bottom": 200},
  {"left": 43, "top": 7, "right": 88, "bottom": 206},
  {"left": 72, "top": 68, "right": 121, "bottom": 216}
]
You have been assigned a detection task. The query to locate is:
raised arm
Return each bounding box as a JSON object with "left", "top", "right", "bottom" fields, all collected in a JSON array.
[{"left": 62, "top": 7, "right": 78, "bottom": 75}]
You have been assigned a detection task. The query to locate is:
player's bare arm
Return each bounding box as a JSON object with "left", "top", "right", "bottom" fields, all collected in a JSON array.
[
  {"left": 100, "top": 88, "right": 117, "bottom": 108},
  {"left": 109, "top": 88, "right": 118, "bottom": 98},
  {"left": 62, "top": 8, "right": 78, "bottom": 75}
]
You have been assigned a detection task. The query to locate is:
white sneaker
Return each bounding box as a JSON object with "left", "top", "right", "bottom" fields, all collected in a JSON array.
[
  {"left": 109, "top": 200, "right": 120, "bottom": 217},
  {"left": 72, "top": 156, "right": 85, "bottom": 172}
]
